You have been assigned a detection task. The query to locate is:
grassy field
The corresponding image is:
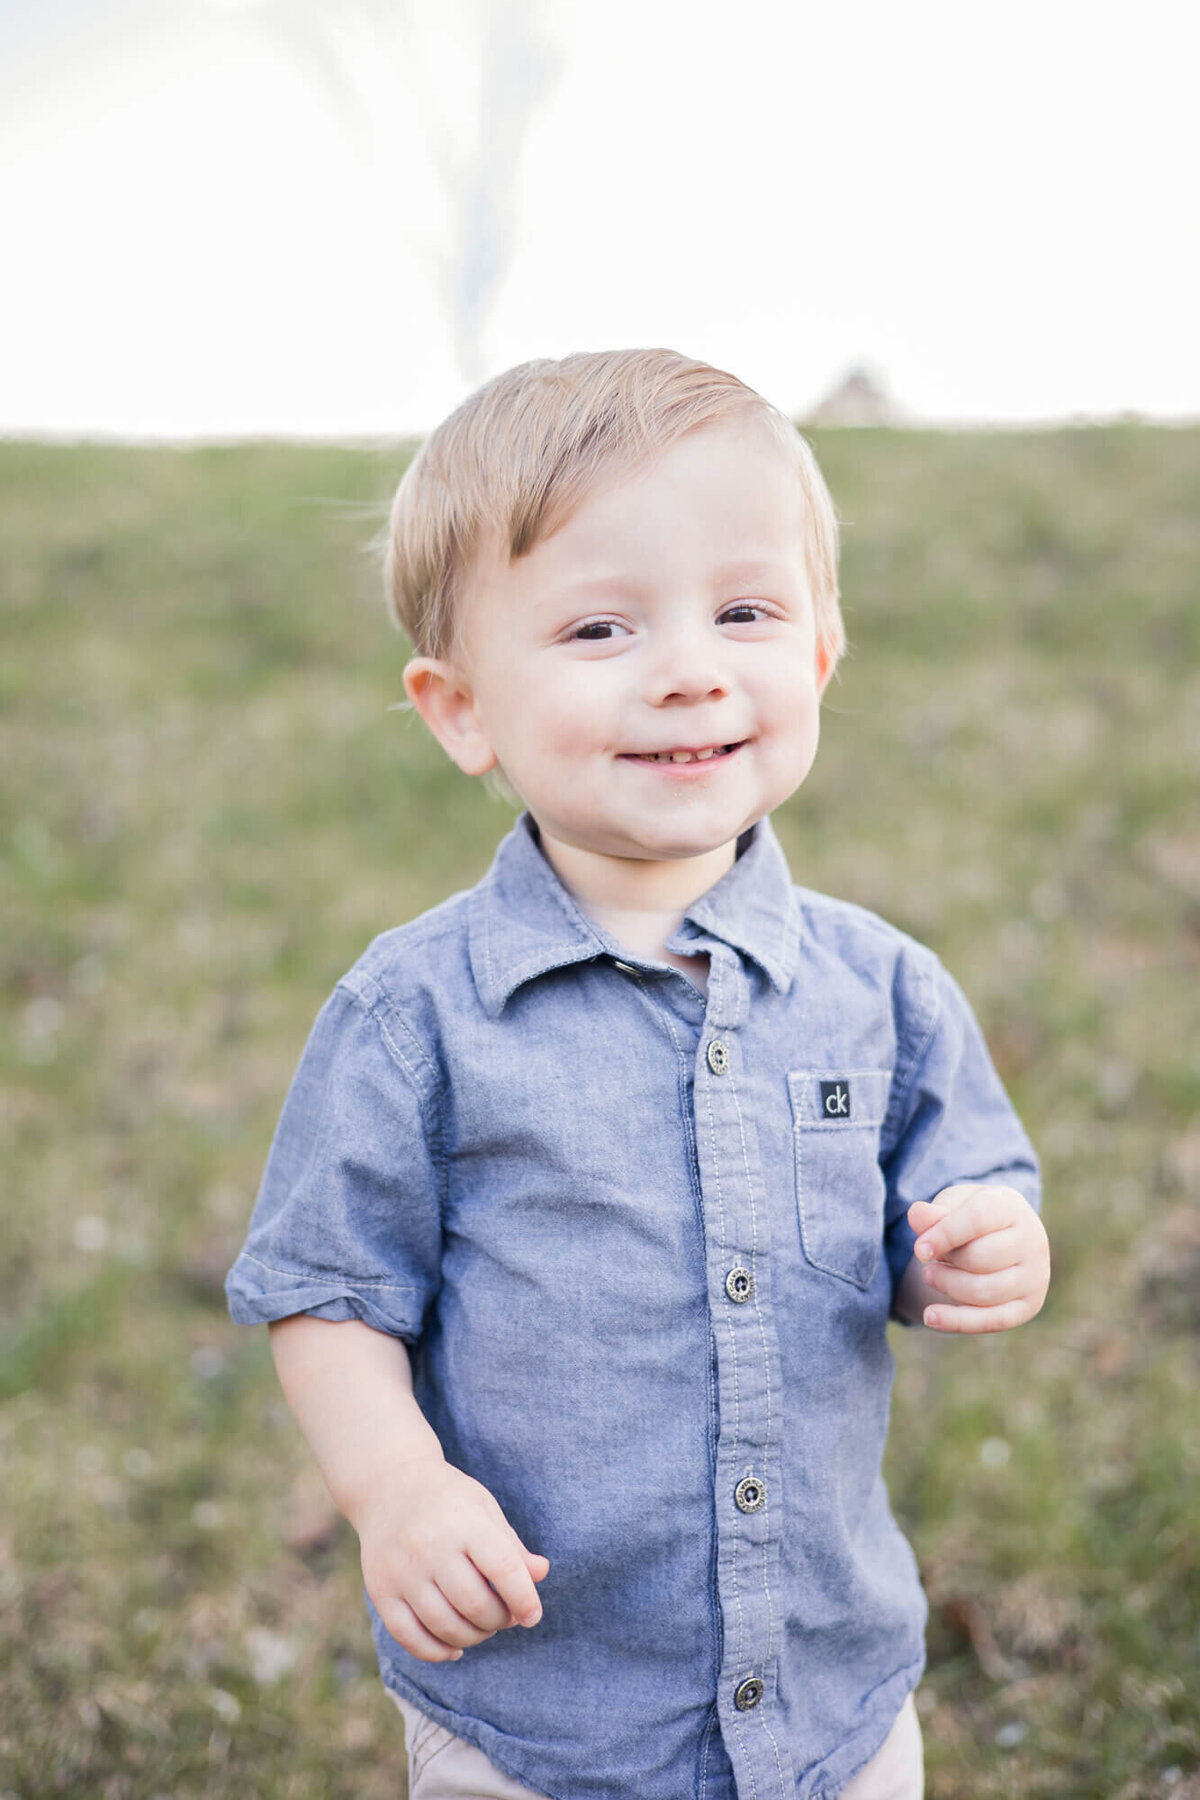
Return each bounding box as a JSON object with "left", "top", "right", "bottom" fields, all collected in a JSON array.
[{"left": 1, "top": 424, "right": 1198, "bottom": 1798}]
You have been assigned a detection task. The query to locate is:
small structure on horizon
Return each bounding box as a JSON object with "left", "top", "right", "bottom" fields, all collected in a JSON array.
[{"left": 804, "top": 365, "right": 898, "bottom": 426}]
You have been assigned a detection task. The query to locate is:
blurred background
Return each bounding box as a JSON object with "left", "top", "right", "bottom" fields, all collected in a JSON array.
[
  {"left": 2, "top": 3, "right": 1199, "bottom": 1796},
  {"left": 3, "top": 0, "right": 1200, "bottom": 435}
]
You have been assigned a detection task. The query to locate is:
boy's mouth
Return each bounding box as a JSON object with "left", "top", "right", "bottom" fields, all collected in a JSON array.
[{"left": 624, "top": 741, "right": 746, "bottom": 765}]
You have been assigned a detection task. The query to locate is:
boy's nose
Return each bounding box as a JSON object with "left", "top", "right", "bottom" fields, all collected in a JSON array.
[{"left": 645, "top": 624, "right": 732, "bottom": 706}]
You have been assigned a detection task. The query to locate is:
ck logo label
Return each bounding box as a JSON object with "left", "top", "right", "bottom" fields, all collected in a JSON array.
[{"left": 819, "top": 1079, "right": 851, "bottom": 1120}]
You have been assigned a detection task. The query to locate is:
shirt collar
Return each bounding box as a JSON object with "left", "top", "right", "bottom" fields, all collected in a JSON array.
[{"left": 469, "top": 812, "right": 800, "bottom": 1019}]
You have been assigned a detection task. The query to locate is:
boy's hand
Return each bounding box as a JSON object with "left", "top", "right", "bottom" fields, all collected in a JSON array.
[
  {"left": 907, "top": 1183, "right": 1049, "bottom": 1333},
  {"left": 355, "top": 1457, "right": 550, "bottom": 1664}
]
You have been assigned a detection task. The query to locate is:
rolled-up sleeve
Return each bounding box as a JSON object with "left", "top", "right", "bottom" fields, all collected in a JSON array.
[
  {"left": 880, "top": 949, "right": 1041, "bottom": 1312},
  {"left": 225, "top": 981, "right": 442, "bottom": 1343}
]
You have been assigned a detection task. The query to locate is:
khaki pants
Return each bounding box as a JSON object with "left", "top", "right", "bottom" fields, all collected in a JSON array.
[{"left": 390, "top": 1689, "right": 923, "bottom": 1799}]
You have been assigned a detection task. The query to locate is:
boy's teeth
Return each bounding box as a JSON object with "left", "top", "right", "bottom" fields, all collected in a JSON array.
[{"left": 645, "top": 745, "right": 727, "bottom": 763}]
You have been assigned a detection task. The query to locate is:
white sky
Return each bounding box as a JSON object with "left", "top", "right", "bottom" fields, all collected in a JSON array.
[{"left": 1, "top": 0, "right": 1197, "bottom": 438}]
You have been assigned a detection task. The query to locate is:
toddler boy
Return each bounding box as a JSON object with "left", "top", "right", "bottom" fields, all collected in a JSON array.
[{"left": 227, "top": 349, "right": 1049, "bottom": 1800}]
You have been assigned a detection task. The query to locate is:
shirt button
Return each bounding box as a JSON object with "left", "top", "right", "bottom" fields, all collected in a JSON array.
[
  {"left": 725, "top": 1266, "right": 755, "bottom": 1303},
  {"left": 734, "top": 1676, "right": 764, "bottom": 1711},
  {"left": 706, "top": 1039, "right": 730, "bottom": 1076},
  {"left": 735, "top": 1474, "right": 766, "bottom": 1513}
]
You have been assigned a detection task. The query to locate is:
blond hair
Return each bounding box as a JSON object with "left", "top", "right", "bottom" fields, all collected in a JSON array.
[{"left": 385, "top": 347, "right": 843, "bottom": 669}]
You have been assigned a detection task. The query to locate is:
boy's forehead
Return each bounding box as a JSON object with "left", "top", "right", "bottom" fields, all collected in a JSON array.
[
  {"left": 450, "top": 417, "right": 808, "bottom": 649},
  {"left": 511, "top": 415, "right": 800, "bottom": 558}
]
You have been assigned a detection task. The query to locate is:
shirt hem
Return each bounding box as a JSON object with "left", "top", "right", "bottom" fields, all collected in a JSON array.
[
  {"left": 805, "top": 1649, "right": 926, "bottom": 1800},
  {"left": 382, "top": 1675, "right": 561, "bottom": 1800},
  {"left": 381, "top": 1648, "right": 925, "bottom": 1800}
]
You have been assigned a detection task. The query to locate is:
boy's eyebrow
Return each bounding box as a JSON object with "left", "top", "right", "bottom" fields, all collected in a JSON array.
[
  {"left": 547, "top": 572, "right": 646, "bottom": 601},
  {"left": 710, "top": 558, "right": 803, "bottom": 589}
]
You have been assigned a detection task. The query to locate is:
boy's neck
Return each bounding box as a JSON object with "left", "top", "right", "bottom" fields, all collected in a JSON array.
[{"left": 537, "top": 829, "right": 737, "bottom": 966}]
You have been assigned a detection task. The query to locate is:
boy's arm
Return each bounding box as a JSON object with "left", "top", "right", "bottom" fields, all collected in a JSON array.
[
  {"left": 269, "top": 1315, "right": 549, "bottom": 1661},
  {"left": 891, "top": 1183, "right": 1050, "bottom": 1332},
  {"left": 881, "top": 945, "right": 1042, "bottom": 1328}
]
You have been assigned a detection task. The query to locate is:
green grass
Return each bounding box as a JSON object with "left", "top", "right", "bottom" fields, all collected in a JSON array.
[{"left": 2, "top": 426, "right": 1199, "bottom": 1797}]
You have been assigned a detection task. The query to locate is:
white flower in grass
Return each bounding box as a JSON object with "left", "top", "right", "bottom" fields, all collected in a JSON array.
[
  {"left": 246, "top": 1627, "right": 300, "bottom": 1686},
  {"left": 73, "top": 1215, "right": 109, "bottom": 1253},
  {"left": 209, "top": 1688, "right": 241, "bottom": 1723}
]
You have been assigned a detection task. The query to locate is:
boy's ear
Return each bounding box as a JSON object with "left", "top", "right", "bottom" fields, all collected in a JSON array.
[
  {"left": 815, "top": 638, "right": 836, "bottom": 698},
  {"left": 402, "top": 658, "right": 498, "bottom": 777}
]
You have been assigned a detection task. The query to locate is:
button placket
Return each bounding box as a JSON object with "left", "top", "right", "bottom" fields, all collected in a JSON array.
[{"left": 697, "top": 950, "right": 791, "bottom": 1795}]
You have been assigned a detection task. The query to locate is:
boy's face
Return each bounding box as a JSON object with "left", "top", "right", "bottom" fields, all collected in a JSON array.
[{"left": 405, "top": 417, "right": 833, "bottom": 877}]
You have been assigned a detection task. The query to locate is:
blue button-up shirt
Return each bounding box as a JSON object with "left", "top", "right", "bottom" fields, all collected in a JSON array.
[{"left": 227, "top": 813, "right": 1039, "bottom": 1800}]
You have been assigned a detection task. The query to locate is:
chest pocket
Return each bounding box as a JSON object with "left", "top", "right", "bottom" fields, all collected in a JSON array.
[{"left": 788, "top": 1069, "right": 892, "bottom": 1290}]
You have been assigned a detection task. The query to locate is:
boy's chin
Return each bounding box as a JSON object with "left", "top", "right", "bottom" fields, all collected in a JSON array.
[
  {"left": 537, "top": 818, "right": 739, "bottom": 866},
  {"left": 599, "top": 822, "right": 754, "bottom": 865}
]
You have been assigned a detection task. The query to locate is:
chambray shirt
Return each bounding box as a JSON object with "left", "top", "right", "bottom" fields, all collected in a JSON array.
[{"left": 227, "top": 813, "right": 1040, "bottom": 1800}]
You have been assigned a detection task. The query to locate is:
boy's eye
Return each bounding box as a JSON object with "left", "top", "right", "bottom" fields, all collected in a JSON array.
[
  {"left": 720, "top": 603, "right": 767, "bottom": 625},
  {"left": 570, "top": 619, "right": 628, "bottom": 641}
]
